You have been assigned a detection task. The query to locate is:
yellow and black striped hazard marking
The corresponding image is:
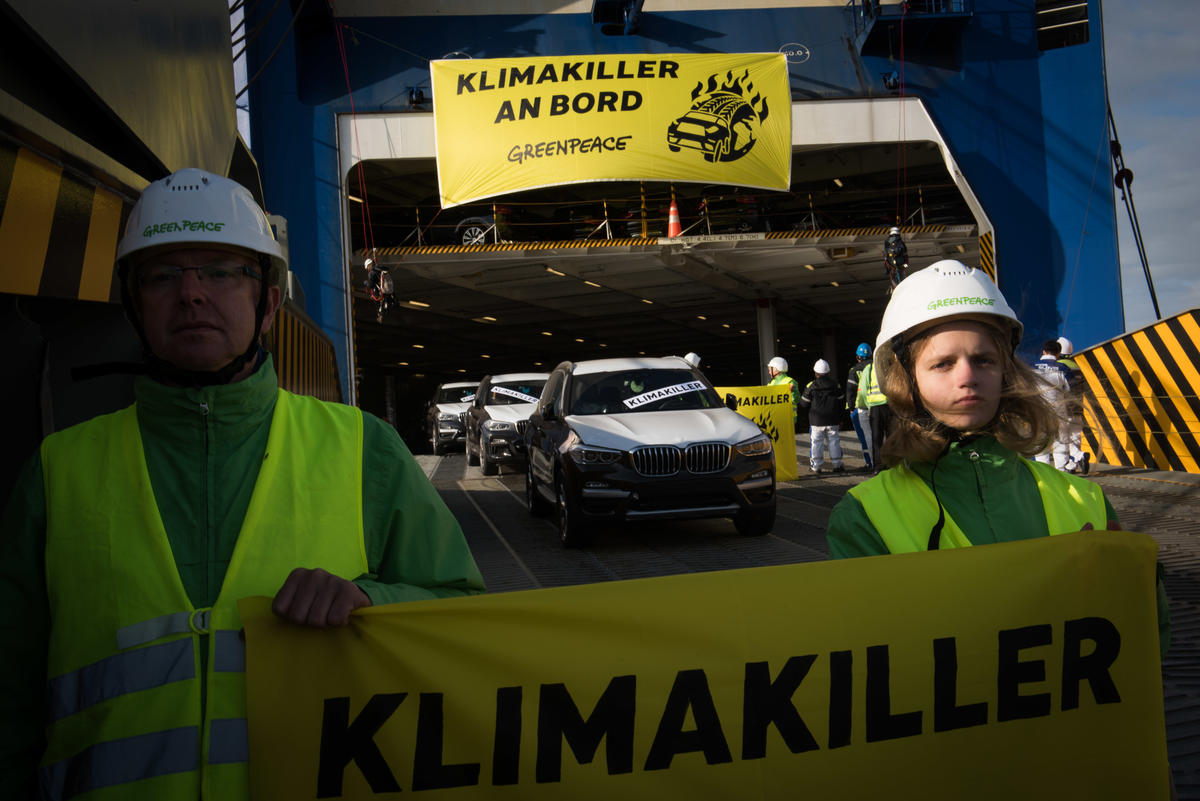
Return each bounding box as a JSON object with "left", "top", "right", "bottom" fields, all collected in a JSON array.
[
  {"left": 0, "top": 145, "right": 130, "bottom": 303},
  {"left": 1077, "top": 309, "right": 1200, "bottom": 473},
  {"left": 978, "top": 231, "right": 995, "bottom": 282},
  {"left": 372, "top": 224, "right": 953, "bottom": 257},
  {"left": 265, "top": 303, "right": 343, "bottom": 403}
]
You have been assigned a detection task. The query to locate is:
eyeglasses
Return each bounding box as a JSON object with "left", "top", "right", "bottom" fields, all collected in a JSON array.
[{"left": 138, "top": 260, "right": 262, "bottom": 292}]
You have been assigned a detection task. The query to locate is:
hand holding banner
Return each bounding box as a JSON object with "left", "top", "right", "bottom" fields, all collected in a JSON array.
[{"left": 242, "top": 531, "right": 1167, "bottom": 800}]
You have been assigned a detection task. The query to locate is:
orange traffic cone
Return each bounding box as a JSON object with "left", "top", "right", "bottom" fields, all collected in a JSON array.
[{"left": 667, "top": 200, "right": 682, "bottom": 238}]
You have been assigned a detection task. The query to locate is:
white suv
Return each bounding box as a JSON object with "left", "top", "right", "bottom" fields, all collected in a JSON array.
[
  {"left": 425, "top": 381, "right": 478, "bottom": 455},
  {"left": 524, "top": 356, "right": 776, "bottom": 546}
]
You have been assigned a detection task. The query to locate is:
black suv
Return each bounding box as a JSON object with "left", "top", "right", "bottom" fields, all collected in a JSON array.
[
  {"left": 465, "top": 372, "right": 549, "bottom": 475},
  {"left": 524, "top": 356, "right": 776, "bottom": 547}
]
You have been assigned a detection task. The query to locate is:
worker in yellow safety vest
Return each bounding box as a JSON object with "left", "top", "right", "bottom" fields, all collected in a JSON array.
[
  {"left": 766, "top": 355, "right": 799, "bottom": 423},
  {"left": 854, "top": 348, "right": 891, "bottom": 474},
  {"left": 825, "top": 260, "right": 1170, "bottom": 657},
  {"left": 0, "top": 168, "right": 485, "bottom": 800}
]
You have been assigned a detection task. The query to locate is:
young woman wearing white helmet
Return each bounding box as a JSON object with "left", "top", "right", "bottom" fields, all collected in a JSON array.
[{"left": 825, "top": 260, "right": 1168, "bottom": 654}]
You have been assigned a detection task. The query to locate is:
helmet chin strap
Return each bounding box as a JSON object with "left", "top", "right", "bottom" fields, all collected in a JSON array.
[{"left": 124, "top": 254, "right": 273, "bottom": 388}]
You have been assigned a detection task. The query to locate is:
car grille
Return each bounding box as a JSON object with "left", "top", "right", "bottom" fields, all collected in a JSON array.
[
  {"left": 458, "top": 412, "right": 470, "bottom": 430},
  {"left": 685, "top": 442, "right": 731, "bottom": 474},
  {"left": 516, "top": 420, "right": 529, "bottom": 436},
  {"left": 631, "top": 446, "right": 681, "bottom": 476},
  {"left": 630, "top": 443, "right": 731, "bottom": 476}
]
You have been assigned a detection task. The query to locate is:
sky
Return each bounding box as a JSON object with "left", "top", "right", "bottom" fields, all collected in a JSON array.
[{"left": 1102, "top": 0, "right": 1200, "bottom": 334}]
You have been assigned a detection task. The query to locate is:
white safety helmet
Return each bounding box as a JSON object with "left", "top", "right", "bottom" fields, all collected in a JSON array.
[
  {"left": 115, "top": 168, "right": 288, "bottom": 384},
  {"left": 767, "top": 356, "right": 788, "bottom": 372},
  {"left": 1056, "top": 336, "right": 1074, "bottom": 355},
  {"left": 874, "top": 260, "right": 1022, "bottom": 386},
  {"left": 683, "top": 352, "right": 701, "bottom": 368},
  {"left": 813, "top": 358, "right": 831, "bottom": 375},
  {"left": 117, "top": 168, "right": 287, "bottom": 291}
]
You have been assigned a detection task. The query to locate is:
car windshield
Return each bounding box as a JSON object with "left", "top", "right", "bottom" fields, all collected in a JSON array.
[
  {"left": 568, "top": 369, "right": 720, "bottom": 415},
  {"left": 486, "top": 380, "right": 546, "bottom": 405},
  {"left": 437, "top": 386, "right": 477, "bottom": 403}
]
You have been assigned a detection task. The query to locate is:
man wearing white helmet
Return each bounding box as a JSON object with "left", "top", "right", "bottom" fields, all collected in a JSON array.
[
  {"left": 825, "top": 260, "right": 1168, "bottom": 656},
  {"left": 766, "top": 355, "right": 799, "bottom": 424},
  {"left": 1056, "top": 336, "right": 1089, "bottom": 474},
  {"left": 0, "top": 168, "right": 484, "bottom": 799},
  {"left": 800, "top": 358, "right": 845, "bottom": 473}
]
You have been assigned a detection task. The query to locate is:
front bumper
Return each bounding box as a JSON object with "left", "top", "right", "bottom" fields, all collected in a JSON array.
[
  {"left": 563, "top": 453, "right": 775, "bottom": 523},
  {"left": 434, "top": 419, "right": 466, "bottom": 445},
  {"left": 480, "top": 428, "right": 527, "bottom": 465}
]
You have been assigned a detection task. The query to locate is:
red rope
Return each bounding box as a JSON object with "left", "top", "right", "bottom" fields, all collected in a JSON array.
[
  {"left": 895, "top": 2, "right": 909, "bottom": 227},
  {"left": 330, "top": 2, "right": 375, "bottom": 253}
]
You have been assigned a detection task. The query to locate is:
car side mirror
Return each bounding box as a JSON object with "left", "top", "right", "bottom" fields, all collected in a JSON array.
[{"left": 724, "top": 393, "right": 739, "bottom": 412}]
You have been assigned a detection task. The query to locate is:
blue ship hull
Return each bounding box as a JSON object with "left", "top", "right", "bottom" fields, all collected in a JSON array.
[{"left": 246, "top": 1, "right": 1119, "bottom": 399}]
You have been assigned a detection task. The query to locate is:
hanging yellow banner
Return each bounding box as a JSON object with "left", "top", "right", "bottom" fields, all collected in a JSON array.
[
  {"left": 430, "top": 53, "right": 792, "bottom": 207},
  {"left": 717, "top": 384, "right": 798, "bottom": 481},
  {"left": 241, "top": 531, "right": 1167, "bottom": 801}
]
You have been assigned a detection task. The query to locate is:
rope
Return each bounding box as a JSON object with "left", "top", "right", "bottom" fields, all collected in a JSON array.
[
  {"left": 330, "top": 1, "right": 375, "bottom": 253},
  {"left": 895, "top": 2, "right": 909, "bottom": 226}
]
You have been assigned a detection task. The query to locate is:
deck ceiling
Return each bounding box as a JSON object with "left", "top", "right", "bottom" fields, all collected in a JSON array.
[{"left": 357, "top": 224, "right": 979, "bottom": 386}]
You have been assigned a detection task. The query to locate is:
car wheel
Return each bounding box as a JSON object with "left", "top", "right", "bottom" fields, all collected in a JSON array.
[
  {"left": 467, "top": 435, "right": 479, "bottom": 466},
  {"left": 457, "top": 218, "right": 489, "bottom": 245},
  {"left": 526, "top": 461, "right": 551, "bottom": 517},
  {"left": 555, "top": 471, "right": 591, "bottom": 548},
  {"left": 734, "top": 501, "right": 776, "bottom": 537},
  {"left": 480, "top": 455, "right": 498, "bottom": 476}
]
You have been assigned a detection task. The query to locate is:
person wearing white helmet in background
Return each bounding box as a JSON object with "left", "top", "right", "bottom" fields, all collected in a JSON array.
[
  {"left": 766, "top": 355, "right": 799, "bottom": 424},
  {"left": 825, "top": 260, "right": 1169, "bottom": 657},
  {"left": 683, "top": 352, "right": 701, "bottom": 368},
  {"left": 0, "top": 167, "right": 484, "bottom": 799},
  {"left": 1030, "top": 338, "right": 1073, "bottom": 471},
  {"left": 1056, "top": 335, "right": 1090, "bottom": 475},
  {"left": 800, "top": 358, "right": 845, "bottom": 474}
]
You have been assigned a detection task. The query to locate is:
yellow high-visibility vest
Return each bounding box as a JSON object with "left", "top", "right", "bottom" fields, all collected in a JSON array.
[
  {"left": 848, "top": 457, "right": 1108, "bottom": 552},
  {"left": 39, "top": 390, "right": 367, "bottom": 800},
  {"left": 857, "top": 362, "right": 887, "bottom": 407}
]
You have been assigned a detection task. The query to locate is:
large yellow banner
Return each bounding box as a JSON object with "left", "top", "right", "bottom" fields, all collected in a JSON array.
[
  {"left": 717, "top": 384, "right": 798, "bottom": 481},
  {"left": 431, "top": 53, "right": 792, "bottom": 207},
  {"left": 241, "top": 531, "right": 1167, "bottom": 800}
]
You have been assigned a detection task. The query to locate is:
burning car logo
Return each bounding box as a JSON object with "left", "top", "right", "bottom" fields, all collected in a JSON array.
[{"left": 666, "top": 69, "right": 770, "bottom": 163}]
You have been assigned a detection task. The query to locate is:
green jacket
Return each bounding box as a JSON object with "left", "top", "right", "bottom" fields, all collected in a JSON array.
[
  {"left": 826, "top": 435, "right": 1170, "bottom": 656},
  {"left": 0, "top": 355, "right": 485, "bottom": 799}
]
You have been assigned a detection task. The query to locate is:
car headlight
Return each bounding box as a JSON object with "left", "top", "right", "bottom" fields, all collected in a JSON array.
[
  {"left": 437, "top": 412, "right": 457, "bottom": 422},
  {"left": 568, "top": 444, "right": 623, "bottom": 466},
  {"left": 735, "top": 434, "right": 773, "bottom": 457},
  {"left": 482, "top": 420, "right": 515, "bottom": 433}
]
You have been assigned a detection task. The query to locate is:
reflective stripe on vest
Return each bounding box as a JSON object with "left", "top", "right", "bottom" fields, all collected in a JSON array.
[
  {"left": 861, "top": 363, "right": 887, "bottom": 406},
  {"left": 848, "top": 457, "right": 1108, "bottom": 553},
  {"left": 40, "top": 390, "right": 367, "bottom": 800}
]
